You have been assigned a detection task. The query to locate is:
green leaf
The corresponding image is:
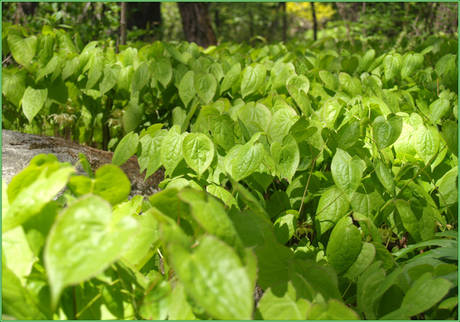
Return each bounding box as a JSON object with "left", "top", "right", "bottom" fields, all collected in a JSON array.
[
  {"left": 61, "top": 56, "right": 80, "bottom": 80},
  {"left": 383, "top": 54, "right": 402, "bottom": 81},
  {"left": 99, "top": 64, "right": 121, "bottom": 96},
  {"left": 441, "top": 120, "right": 458, "bottom": 155},
  {"left": 395, "top": 199, "right": 421, "bottom": 242},
  {"left": 160, "top": 126, "right": 184, "bottom": 176},
  {"left": 357, "top": 262, "right": 387, "bottom": 319},
  {"left": 429, "top": 98, "right": 450, "bottom": 124},
  {"left": 372, "top": 114, "right": 403, "bottom": 149},
  {"left": 209, "top": 62, "right": 224, "bottom": 82},
  {"left": 326, "top": 216, "right": 362, "bottom": 274},
  {"left": 178, "top": 70, "right": 195, "bottom": 107},
  {"left": 112, "top": 132, "right": 139, "bottom": 166},
  {"left": 3, "top": 226, "right": 36, "bottom": 283},
  {"left": 208, "top": 114, "right": 235, "bottom": 151},
  {"left": 116, "top": 200, "right": 158, "bottom": 267},
  {"left": 220, "top": 63, "right": 241, "bottom": 94},
  {"left": 152, "top": 57, "right": 172, "bottom": 87},
  {"left": 331, "top": 148, "right": 365, "bottom": 194},
  {"left": 382, "top": 273, "right": 452, "bottom": 319},
  {"left": 319, "top": 98, "right": 342, "bottom": 127},
  {"left": 93, "top": 165, "right": 131, "bottom": 205},
  {"left": 86, "top": 53, "right": 104, "bottom": 89},
  {"left": 44, "top": 195, "right": 138, "bottom": 306},
  {"left": 336, "top": 120, "right": 360, "bottom": 150},
  {"left": 257, "top": 282, "right": 309, "bottom": 319},
  {"left": 271, "top": 135, "right": 300, "bottom": 182},
  {"left": 357, "top": 48, "right": 375, "bottom": 72},
  {"left": 22, "top": 87, "right": 48, "bottom": 123},
  {"left": 319, "top": 70, "right": 339, "bottom": 91},
  {"left": 316, "top": 186, "right": 350, "bottom": 235},
  {"left": 69, "top": 164, "right": 131, "bottom": 205},
  {"left": 413, "top": 125, "right": 440, "bottom": 164},
  {"left": 436, "top": 167, "right": 458, "bottom": 207},
  {"left": 268, "top": 107, "right": 299, "bottom": 143},
  {"left": 273, "top": 212, "right": 297, "bottom": 244},
  {"left": 37, "top": 32, "right": 55, "bottom": 64},
  {"left": 138, "top": 130, "right": 167, "bottom": 178},
  {"left": 36, "top": 55, "right": 60, "bottom": 82},
  {"left": 307, "top": 299, "right": 360, "bottom": 320},
  {"left": 169, "top": 235, "right": 253, "bottom": 319},
  {"left": 206, "top": 185, "right": 237, "bottom": 209},
  {"left": 7, "top": 28, "right": 37, "bottom": 67},
  {"left": 2, "top": 266, "right": 48, "bottom": 319},
  {"left": 401, "top": 53, "right": 423, "bottom": 79},
  {"left": 139, "top": 279, "right": 171, "bottom": 320},
  {"left": 4, "top": 161, "right": 74, "bottom": 232},
  {"left": 195, "top": 73, "right": 217, "bottom": 104},
  {"left": 374, "top": 159, "right": 395, "bottom": 194},
  {"left": 2, "top": 68, "right": 26, "bottom": 107},
  {"left": 241, "top": 64, "right": 266, "bottom": 98},
  {"left": 225, "top": 136, "right": 265, "bottom": 182},
  {"left": 344, "top": 242, "right": 375, "bottom": 280},
  {"left": 168, "top": 283, "right": 196, "bottom": 319},
  {"left": 116, "top": 65, "right": 133, "bottom": 93},
  {"left": 340, "top": 55, "right": 358, "bottom": 74},
  {"left": 238, "top": 102, "right": 272, "bottom": 137},
  {"left": 101, "top": 283, "right": 125, "bottom": 319},
  {"left": 350, "top": 189, "right": 384, "bottom": 218},
  {"left": 271, "top": 62, "right": 296, "bottom": 92},
  {"left": 182, "top": 132, "right": 215, "bottom": 176},
  {"left": 287, "top": 75, "right": 310, "bottom": 114},
  {"left": 131, "top": 61, "right": 150, "bottom": 93},
  {"left": 122, "top": 96, "right": 143, "bottom": 132},
  {"left": 179, "top": 189, "right": 241, "bottom": 248},
  {"left": 338, "top": 72, "right": 361, "bottom": 96}
]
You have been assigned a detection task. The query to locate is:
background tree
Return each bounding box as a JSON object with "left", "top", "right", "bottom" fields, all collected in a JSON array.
[{"left": 177, "top": 2, "right": 216, "bottom": 47}]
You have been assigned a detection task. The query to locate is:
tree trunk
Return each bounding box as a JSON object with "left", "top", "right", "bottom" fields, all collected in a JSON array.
[
  {"left": 214, "top": 6, "right": 220, "bottom": 32},
  {"left": 15, "top": 3, "right": 25, "bottom": 24},
  {"left": 281, "top": 2, "right": 287, "bottom": 42},
  {"left": 178, "top": 2, "right": 217, "bottom": 47},
  {"left": 127, "top": 2, "right": 162, "bottom": 30},
  {"left": 120, "top": 2, "right": 127, "bottom": 45},
  {"left": 311, "top": 2, "right": 318, "bottom": 41},
  {"left": 249, "top": 8, "right": 254, "bottom": 39}
]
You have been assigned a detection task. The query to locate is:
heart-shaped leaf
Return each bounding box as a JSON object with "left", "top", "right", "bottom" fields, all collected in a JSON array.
[
  {"left": 195, "top": 73, "right": 217, "bottom": 104},
  {"left": 45, "top": 195, "right": 138, "bottom": 306},
  {"left": 182, "top": 133, "right": 215, "bottom": 176},
  {"left": 326, "top": 216, "right": 362, "bottom": 274},
  {"left": 112, "top": 131, "right": 139, "bottom": 166},
  {"left": 372, "top": 114, "right": 403, "bottom": 149},
  {"left": 22, "top": 87, "right": 48, "bottom": 123},
  {"left": 331, "top": 149, "right": 366, "bottom": 194}
]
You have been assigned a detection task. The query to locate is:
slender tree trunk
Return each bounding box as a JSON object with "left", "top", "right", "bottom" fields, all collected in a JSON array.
[
  {"left": 77, "top": 2, "right": 92, "bottom": 23},
  {"left": 269, "top": 4, "right": 280, "bottom": 42},
  {"left": 15, "top": 3, "right": 25, "bottom": 24},
  {"left": 427, "top": 3, "right": 438, "bottom": 34},
  {"left": 214, "top": 6, "right": 220, "bottom": 31},
  {"left": 120, "top": 2, "right": 127, "bottom": 45},
  {"left": 311, "top": 2, "right": 318, "bottom": 41},
  {"left": 248, "top": 7, "right": 254, "bottom": 39},
  {"left": 281, "top": 2, "right": 287, "bottom": 42},
  {"left": 178, "top": 2, "right": 217, "bottom": 48}
]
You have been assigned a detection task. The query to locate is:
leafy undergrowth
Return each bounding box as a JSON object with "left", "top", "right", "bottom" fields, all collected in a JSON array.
[{"left": 2, "top": 25, "right": 458, "bottom": 320}]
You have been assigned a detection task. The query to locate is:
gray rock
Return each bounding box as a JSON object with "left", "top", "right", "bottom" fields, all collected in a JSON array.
[{"left": 2, "top": 130, "right": 163, "bottom": 196}]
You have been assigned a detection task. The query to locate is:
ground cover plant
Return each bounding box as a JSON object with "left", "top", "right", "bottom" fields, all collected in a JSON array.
[{"left": 2, "top": 22, "right": 458, "bottom": 320}]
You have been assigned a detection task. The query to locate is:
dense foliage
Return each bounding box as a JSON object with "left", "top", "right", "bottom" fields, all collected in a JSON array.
[{"left": 2, "top": 20, "right": 458, "bottom": 320}]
